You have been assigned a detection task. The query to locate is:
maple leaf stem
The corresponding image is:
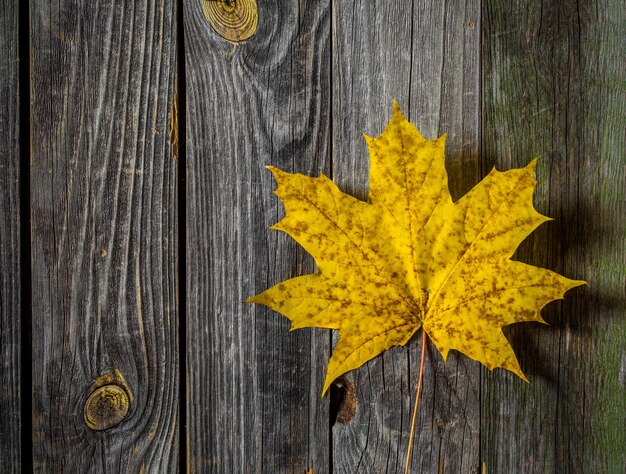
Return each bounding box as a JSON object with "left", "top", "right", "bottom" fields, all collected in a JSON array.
[{"left": 405, "top": 329, "right": 427, "bottom": 474}]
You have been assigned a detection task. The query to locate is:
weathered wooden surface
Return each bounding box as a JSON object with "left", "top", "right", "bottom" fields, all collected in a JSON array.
[
  {"left": 331, "top": 1, "right": 481, "bottom": 472},
  {"left": 481, "top": 0, "right": 625, "bottom": 472},
  {"left": 0, "top": 0, "right": 21, "bottom": 471},
  {"left": 2, "top": 0, "right": 624, "bottom": 471},
  {"left": 184, "top": 0, "right": 331, "bottom": 471},
  {"left": 29, "top": 1, "right": 178, "bottom": 470}
]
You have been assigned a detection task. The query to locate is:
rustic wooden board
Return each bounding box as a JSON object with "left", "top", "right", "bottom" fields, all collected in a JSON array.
[
  {"left": 184, "top": 0, "right": 331, "bottom": 471},
  {"left": 0, "top": 0, "right": 21, "bottom": 471},
  {"left": 29, "top": 1, "right": 179, "bottom": 470},
  {"left": 481, "top": 0, "right": 625, "bottom": 472},
  {"left": 331, "top": 1, "right": 481, "bottom": 472}
]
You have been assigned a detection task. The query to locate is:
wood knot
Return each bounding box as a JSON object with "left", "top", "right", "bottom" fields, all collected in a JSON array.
[
  {"left": 202, "top": 0, "right": 258, "bottom": 43},
  {"left": 84, "top": 384, "right": 130, "bottom": 431},
  {"left": 329, "top": 376, "right": 356, "bottom": 425}
]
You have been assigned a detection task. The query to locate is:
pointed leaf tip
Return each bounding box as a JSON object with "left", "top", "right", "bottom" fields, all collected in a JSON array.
[
  {"left": 266, "top": 165, "right": 280, "bottom": 175},
  {"left": 321, "top": 375, "right": 334, "bottom": 397},
  {"left": 391, "top": 99, "right": 404, "bottom": 117}
]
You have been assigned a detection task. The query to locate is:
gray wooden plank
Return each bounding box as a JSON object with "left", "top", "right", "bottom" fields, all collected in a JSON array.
[
  {"left": 184, "top": 1, "right": 331, "bottom": 471},
  {"left": 29, "top": 1, "right": 179, "bottom": 470},
  {"left": 331, "top": 1, "right": 481, "bottom": 472},
  {"left": 0, "top": 0, "right": 21, "bottom": 471},
  {"left": 481, "top": 0, "right": 625, "bottom": 472}
]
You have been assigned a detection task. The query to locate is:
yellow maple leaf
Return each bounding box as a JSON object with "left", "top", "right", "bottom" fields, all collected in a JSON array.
[{"left": 247, "top": 102, "right": 585, "bottom": 395}]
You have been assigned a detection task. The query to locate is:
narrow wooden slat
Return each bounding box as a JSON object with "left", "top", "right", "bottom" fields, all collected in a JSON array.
[
  {"left": 331, "top": 1, "right": 481, "bottom": 472},
  {"left": 30, "top": 1, "right": 178, "bottom": 470},
  {"left": 184, "top": 1, "right": 331, "bottom": 471},
  {"left": 0, "top": 0, "right": 21, "bottom": 470},
  {"left": 481, "top": 0, "right": 625, "bottom": 471}
]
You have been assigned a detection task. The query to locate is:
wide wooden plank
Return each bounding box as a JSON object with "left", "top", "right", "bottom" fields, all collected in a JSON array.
[
  {"left": 0, "top": 0, "right": 21, "bottom": 471},
  {"left": 184, "top": 1, "right": 331, "bottom": 471},
  {"left": 481, "top": 0, "right": 625, "bottom": 471},
  {"left": 331, "top": 1, "right": 481, "bottom": 472},
  {"left": 30, "top": 1, "right": 178, "bottom": 470}
]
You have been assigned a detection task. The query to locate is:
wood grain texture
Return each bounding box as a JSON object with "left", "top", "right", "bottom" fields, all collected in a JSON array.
[
  {"left": 30, "top": 1, "right": 178, "bottom": 470},
  {"left": 0, "top": 0, "right": 21, "bottom": 471},
  {"left": 481, "top": 0, "right": 625, "bottom": 472},
  {"left": 184, "top": 0, "right": 331, "bottom": 471},
  {"left": 331, "top": 1, "right": 481, "bottom": 472}
]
